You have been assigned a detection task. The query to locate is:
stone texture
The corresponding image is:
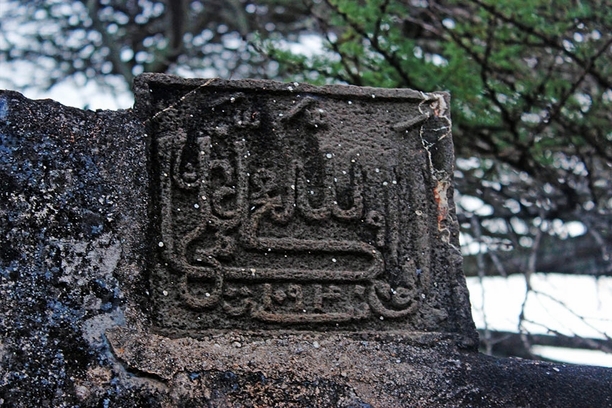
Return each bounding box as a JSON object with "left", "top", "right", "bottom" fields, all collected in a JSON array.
[
  {"left": 0, "top": 89, "right": 149, "bottom": 406},
  {"left": 0, "top": 76, "right": 611, "bottom": 407}
]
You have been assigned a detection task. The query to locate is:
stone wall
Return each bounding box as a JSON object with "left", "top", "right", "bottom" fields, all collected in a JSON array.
[{"left": 0, "top": 76, "right": 610, "bottom": 407}]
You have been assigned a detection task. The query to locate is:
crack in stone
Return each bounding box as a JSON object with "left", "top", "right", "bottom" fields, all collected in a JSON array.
[{"left": 148, "top": 78, "right": 216, "bottom": 123}]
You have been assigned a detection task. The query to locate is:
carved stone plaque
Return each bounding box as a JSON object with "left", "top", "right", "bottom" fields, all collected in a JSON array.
[{"left": 137, "top": 75, "right": 473, "bottom": 335}]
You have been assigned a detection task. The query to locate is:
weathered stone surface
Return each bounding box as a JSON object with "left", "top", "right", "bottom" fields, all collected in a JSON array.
[
  {"left": 135, "top": 74, "right": 474, "bottom": 339},
  {"left": 0, "top": 76, "right": 611, "bottom": 407},
  {"left": 0, "top": 89, "right": 149, "bottom": 406}
]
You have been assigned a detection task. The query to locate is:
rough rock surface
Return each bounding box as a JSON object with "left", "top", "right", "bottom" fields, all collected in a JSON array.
[{"left": 0, "top": 77, "right": 611, "bottom": 407}]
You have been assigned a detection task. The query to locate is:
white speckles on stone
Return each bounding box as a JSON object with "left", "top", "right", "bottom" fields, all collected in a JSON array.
[
  {"left": 326, "top": 153, "right": 333, "bottom": 159},
  {"left": 162, "top": 290, "right": 168, "bottom": 296},
  {"left": 194, "top": 203, "right": 200, "bottom": 209},
  {"left": 313, "top": 341, "right": 320, "bottom": 349},
  {"left": 383, "top": 181, "right": 388, "bottom": 186},
  {"left": 158, "top": 242, "right": 164, "bottom": 247},
  {"left": 332, "top": 258, "right": 337, "bottom": 263},
  {"left": 379, "top": 316, "right": 384, "bottom": 320},
  {"left": 348, "top": 101, "right": 352, "bottom": 105}
]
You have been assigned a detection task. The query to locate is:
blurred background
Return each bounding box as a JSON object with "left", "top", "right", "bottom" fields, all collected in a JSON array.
[{"left": 1, "top": 0, "right": 610, "bottom": 366}]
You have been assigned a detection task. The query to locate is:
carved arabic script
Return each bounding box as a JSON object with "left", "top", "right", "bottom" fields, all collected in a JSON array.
[{"left": 154, "top": 93, "right": 427, "bottom": 324}]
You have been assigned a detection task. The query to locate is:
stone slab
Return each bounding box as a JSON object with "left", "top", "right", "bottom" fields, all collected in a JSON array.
[{"left": 135, "top": 74, "right": 475, "bottom": 338}]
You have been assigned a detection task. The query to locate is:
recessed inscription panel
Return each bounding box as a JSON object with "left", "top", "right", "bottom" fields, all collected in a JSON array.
[{"left": 139, "top": 75, "right": 469, "bottom": 333}]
